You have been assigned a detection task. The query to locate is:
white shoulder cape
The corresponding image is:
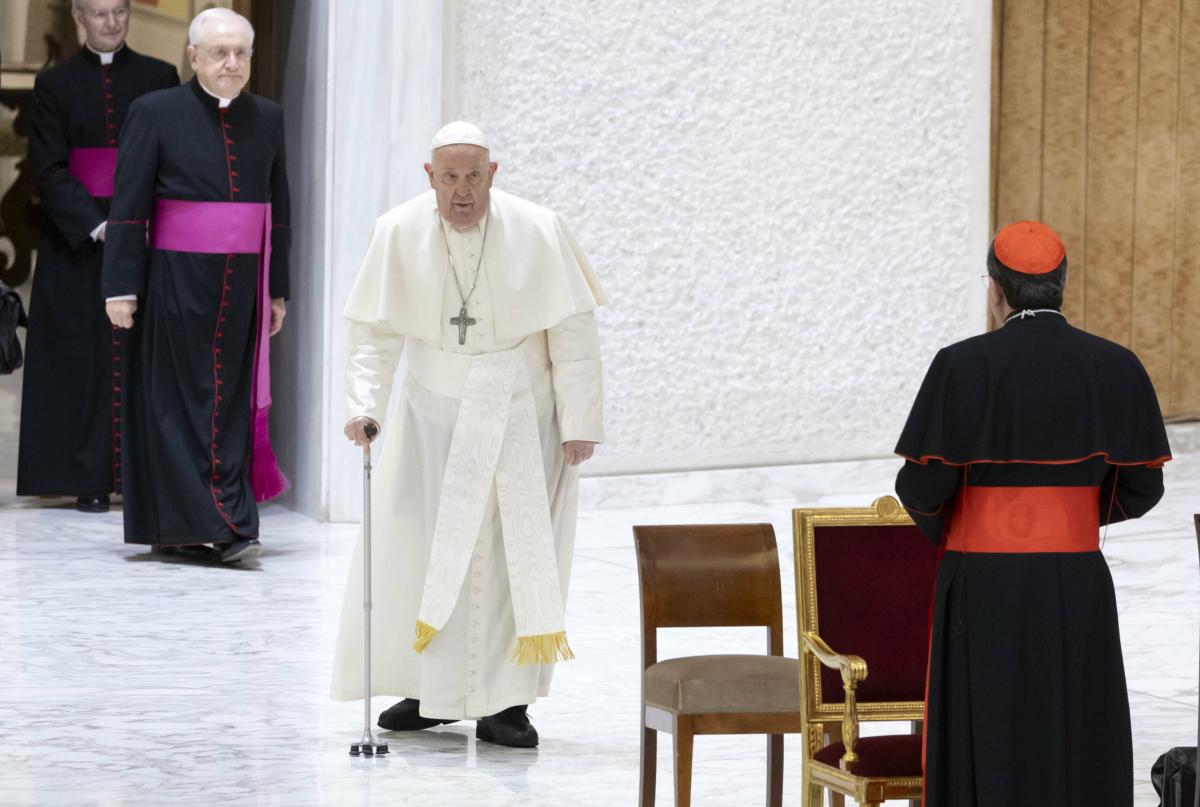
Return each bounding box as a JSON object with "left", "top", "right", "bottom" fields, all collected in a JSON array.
[{"left": 342, "top": 189, "right": 606, "bottom": 342}]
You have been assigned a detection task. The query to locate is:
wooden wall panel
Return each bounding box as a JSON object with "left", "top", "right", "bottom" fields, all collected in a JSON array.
[
  {"left": 1173, "top": 0, "right": 1200, "bottom": 413},
  {"left": 1042, "top": 0, "right": 1090, "bottom": 325},
  {"left": 993, "top": 0, "right": 1200, "bottom": 417},
  {"left": 994, "top": 0, "right": 1047, "bottom": 227},
  {"left": 1083, "top": 0, "right": 1140, "bottom": 347},
  {"left": 1131, "top": 0, "right": 1181, "bottom": 401}
]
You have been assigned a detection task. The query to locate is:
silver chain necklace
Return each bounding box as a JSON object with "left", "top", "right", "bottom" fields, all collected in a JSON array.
[{"left": 440, "top": 214, "right": 490, "bottom": 345}]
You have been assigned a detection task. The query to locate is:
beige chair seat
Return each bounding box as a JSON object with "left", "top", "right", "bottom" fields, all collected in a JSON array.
[{"left": 644, "top": 654, "right": 801, "bottom": 714}]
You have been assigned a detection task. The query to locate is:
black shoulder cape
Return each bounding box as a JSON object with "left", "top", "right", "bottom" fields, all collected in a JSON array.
[{"left": 895, "top": 312, "right": 1171, "bottom": 467}]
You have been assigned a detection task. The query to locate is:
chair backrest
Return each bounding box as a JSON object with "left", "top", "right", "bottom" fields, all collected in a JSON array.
[
  {"left": 793, "top": 496, "right": 939, "bottom": 725},
  {"left": 632, "top": 523, "right": 782, "bottom": 669}
]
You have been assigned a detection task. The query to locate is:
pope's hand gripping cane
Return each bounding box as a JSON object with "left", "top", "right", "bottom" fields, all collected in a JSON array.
[{"left": 350, "top": 421, "right": 388, "bottom": 756}]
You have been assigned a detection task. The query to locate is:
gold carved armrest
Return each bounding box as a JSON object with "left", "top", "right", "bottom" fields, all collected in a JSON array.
[{"left": 800, "top": 631, "right": 869, "bottom": 767}]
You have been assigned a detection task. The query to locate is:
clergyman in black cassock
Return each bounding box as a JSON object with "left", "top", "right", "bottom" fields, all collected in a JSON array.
[
  {"left": 102, "top": 9, "right": 289, "bottom": 562},
  {"left": 894, "top": 221, "right": 1170, "bottom": 807},
  {"left": 18, "top": 21, "right": 177, "bottom": 510}
]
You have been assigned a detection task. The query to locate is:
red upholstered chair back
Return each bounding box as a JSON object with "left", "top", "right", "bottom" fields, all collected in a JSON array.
[
  {"left": 633, "top": 524, "right": 783, "bottom": 668},
  {"left": 794, "top": 497, "right": 939, "bottom": 719}
]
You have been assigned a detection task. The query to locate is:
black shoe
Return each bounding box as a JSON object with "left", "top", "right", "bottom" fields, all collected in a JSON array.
[
  {"left": 217, "top": 538, "right": 262, "bottom": 563},
  {"left": 476, "top": 705, "right": 538, "bottom": 748},
  {"left": 76, "top": 495, "right": 110, "bottom": 513},
  {"left": 377, "top": 698, "right": 458, "bottom": 731}
]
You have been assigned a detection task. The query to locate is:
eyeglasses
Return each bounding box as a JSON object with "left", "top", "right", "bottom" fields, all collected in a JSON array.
[
  {"left": 203, "top": 46, "right": 253, "bottom": 63},
  {"left": 978, "top": 273, "right": 991, "bottom": 289}
]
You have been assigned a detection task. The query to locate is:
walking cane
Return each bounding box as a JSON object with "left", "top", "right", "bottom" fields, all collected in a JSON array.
[{"left": 350, "top": 421, "right": 388, "bottom": 757}]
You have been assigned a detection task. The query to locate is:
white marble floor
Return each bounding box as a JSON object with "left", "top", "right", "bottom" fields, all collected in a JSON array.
[{"left": 0, "top": 370, "right": 1197, "bottom": 805}]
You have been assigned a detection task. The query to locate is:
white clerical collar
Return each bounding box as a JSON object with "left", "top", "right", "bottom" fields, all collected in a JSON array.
[
  {"left": 87, "top": 43, "right": 123, "bottom": 65},
  {"left": 197, "top": 79, "right": 238, "bottom": 108}
]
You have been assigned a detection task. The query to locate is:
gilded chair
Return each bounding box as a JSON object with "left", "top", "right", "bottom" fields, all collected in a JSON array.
[
  {"left": 793, "top": 496, "right": 940, "bottom": 807},
  {"left": 633, "top": 523, "right": 805, "bottom": 807}
]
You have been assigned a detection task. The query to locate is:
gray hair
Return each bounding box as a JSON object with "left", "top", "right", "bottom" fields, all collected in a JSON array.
[
  {"left": 187, "top": 7, "right": 255, "bottom": 47},
  {"left": 72, "top": 0, "right": 131, "bottom": 10}
]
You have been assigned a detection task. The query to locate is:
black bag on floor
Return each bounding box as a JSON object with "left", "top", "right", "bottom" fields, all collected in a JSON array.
[
  {"left": 0, "top": 279, "right": 26, "bottom": 375},
  {"left": 1152, "top": 747, "right": 1198, "bottom": 807}
]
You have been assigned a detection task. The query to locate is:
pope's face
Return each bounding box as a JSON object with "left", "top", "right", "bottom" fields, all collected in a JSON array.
[
  {"left": 188, "top": 20, "right": 253, "bottom": 98},
  {"left": 425, "top": 146, "right": 497, "bottom": 230},
  {"left": 74, "top": 0, "right": 130, "bottom": 54}
]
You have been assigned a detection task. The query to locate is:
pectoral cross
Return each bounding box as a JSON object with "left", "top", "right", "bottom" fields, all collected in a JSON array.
[{"left": 450, "top": 306, "right": 477, "bottom": 345}]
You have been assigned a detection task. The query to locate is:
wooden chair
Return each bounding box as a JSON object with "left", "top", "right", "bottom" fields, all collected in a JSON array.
[
  {"left": 633, "top": 523, "right": 804, "bottom": 807},
  {"left": 793, "top": 496, "right": 940, "bottom": 807}
]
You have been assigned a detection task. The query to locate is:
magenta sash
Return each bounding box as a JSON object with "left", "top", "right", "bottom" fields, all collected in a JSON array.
[
  {"left": 68, "top": 148, "right": 118, "bottom": 197},
  {"left": 150, "top": 198, "right": 288, "bottom": 503}
]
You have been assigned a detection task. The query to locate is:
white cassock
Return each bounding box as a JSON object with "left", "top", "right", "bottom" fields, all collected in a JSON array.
[{"left": 330, "top": 188, "right": 605, "bottom": 720}]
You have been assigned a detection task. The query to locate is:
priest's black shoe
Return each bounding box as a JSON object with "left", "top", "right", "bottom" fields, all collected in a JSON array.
[
  {"left": 476, "top": 705, "right": 538, "bottom": 748},
  {"left": 76, "top": 495, "right": 110, "bottom": 513},
  {"left": 217, "top": 538, "right": 262, "bottom": 563},
  {"left": 377, "top": 698, "right": 458, "bottom": 731}
]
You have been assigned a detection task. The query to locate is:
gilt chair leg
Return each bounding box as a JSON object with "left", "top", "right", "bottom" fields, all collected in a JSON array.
[
  {"left": 673, "top": 715, "right": 694, "bottom": 807},
  {"left": 804, "top": 777, "right": 823, "bottom": 807},
  {"left": 766, "top": 734, "right": 783, "bottom": 807},
  {"left": 822, "top": 725, "right": 845, "bottom": 807},
  {"left": 640, "top": 725, "right": 657, "bottom": 807}
]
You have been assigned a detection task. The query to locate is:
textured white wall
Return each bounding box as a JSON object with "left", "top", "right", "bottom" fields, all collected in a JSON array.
[{"left": 449, "top": 0, "right": 991, "bottom": 474}]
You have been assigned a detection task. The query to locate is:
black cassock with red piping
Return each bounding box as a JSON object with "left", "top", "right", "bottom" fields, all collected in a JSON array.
[
  {"left": 102, "top": 78, "right": 290, "bottom": 545},
  {"left": 18, "top": 47, "right": 177, "bottom": 497},
  {"left": 894, "top": 310, "right": 1169, "bottom": 807}
]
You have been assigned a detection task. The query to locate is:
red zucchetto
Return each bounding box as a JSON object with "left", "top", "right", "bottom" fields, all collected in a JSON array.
[{"left": 993, "top": 221, "right": 1066, "bottom": 275}]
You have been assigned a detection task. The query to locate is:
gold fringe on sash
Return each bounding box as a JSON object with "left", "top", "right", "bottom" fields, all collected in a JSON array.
[
  {"left": 413, "top": 620, "right": 438, "bottom": 653},
  {"left": 509, "top": 631, "right": 575, "bottom": 666}
]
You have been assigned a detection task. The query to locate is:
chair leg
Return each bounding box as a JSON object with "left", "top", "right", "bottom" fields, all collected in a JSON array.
[
  {"left": 672, "top": 715, "right": 694, "bottom": 807},
  {"left": 766, "top": 734, "right": 783, "bottom": 807},
  {"left": 803, "top": 777, "right": 823, "bottom": 807},
  {"left": 640, "top": 725, "right": 657, "bottom": 807}
]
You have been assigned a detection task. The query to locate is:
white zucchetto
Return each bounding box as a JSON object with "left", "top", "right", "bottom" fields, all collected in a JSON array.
[{"left": 430, "top": 121, "right": 489, "bottom": 151}]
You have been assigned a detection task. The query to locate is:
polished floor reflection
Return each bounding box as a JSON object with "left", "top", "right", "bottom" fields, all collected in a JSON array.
[{"left": 0, "top": 373, "right": 1196, "bottom": 805}]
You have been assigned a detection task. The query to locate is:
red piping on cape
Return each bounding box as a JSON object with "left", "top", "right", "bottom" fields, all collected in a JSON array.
[{"left": 897, "top": 451, "right": 1172, "bottom": 469}]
